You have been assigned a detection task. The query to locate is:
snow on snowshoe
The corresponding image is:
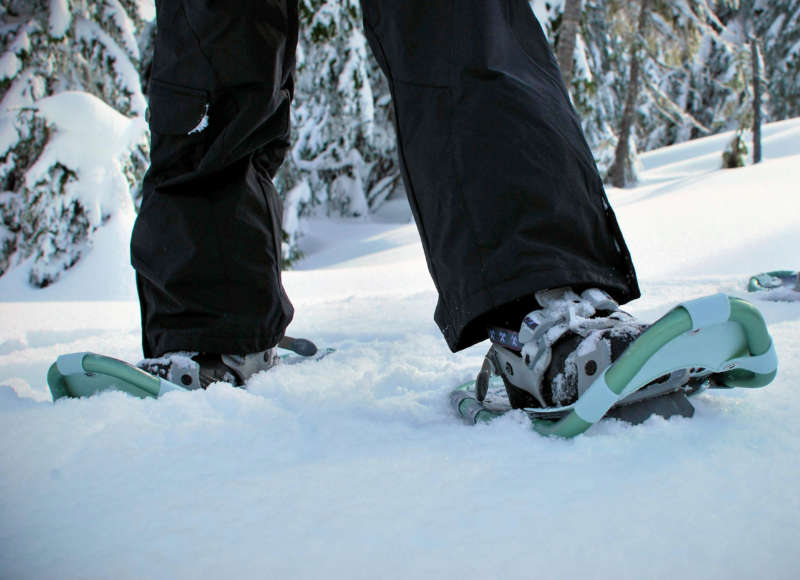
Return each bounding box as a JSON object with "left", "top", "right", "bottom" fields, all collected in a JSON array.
[{"left": 451, "top": 292, "right": 778, "bottom": 438}]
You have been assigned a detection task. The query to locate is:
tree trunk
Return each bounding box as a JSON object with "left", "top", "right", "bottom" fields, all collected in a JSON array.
[
  {"left": 609, "top": 0, "right": 651, "bottom": 188},
  {"left": 556, "top": 0, "right": 583, "bottom": 89},
  {"left": 751, "top": 36, "right": 763, "bottom": 164}
]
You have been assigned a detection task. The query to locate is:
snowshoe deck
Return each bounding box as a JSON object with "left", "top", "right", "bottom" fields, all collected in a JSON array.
[
  {"left": 48, "top": 341, "right": 334, "bottom": 401},
  {"left": 451, "top": 294, "right": 777, "bottom": 437}
]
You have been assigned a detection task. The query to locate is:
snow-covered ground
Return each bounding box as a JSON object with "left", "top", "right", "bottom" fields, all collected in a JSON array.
[{"left": 1, "top": 120, "right": 799, "bottom": 579}]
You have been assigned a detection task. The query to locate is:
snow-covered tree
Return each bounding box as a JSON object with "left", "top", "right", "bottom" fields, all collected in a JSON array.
[
  {"left": 531, "top": 1, "right": 619, "bottom": 172},
  {"left": 0, "top": 0, "right": 152, "bottom": 286},
  {"left": 2, "top": 0, "right": 797, "bottom": 284},
  {"left": 543, "top": 0, "right": 756, "bottom": 184},
  {"left": 753, "top": 0, "right": 800, "bottom": 120},
  {"left": 276, "top": 0, "right": 401, "bottom": 260},
  {"left": 640, "top": 1, "right": 753, "bottom": 148},
  {"left": 606, "top": 0, "right": 753, "bottom": 185}
]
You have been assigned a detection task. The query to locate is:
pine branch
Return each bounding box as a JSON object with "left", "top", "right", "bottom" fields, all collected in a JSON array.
[{"left": 643, "top": 76, "right": 713, "bottom": 134}]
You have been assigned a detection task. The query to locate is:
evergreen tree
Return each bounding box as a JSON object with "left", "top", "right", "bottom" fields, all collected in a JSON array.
[
  {"left": 560, "top": 0, "right": 749, "bottom": 185},
  {"left": 2, "top": 0, "right": 798, "bottom": 286},
  {"left": 568, "top": 0, "right": 629, "bottom": 174},
  {"left": 531, "top": 1, "right": 622, "bottom": 173},
  {"left": 545, "top": 0, "right": 768, "bottom": 180},
  {"left": 638, "top": 0, "right": 749, "bottom": 149},
  {"left": 275, "top": 0, "right": 400, "bottom": 260},
  {"left": 0, "top": 0, "right": 151, "bottom": 286},
  {"left": 753, "top": 0, "right": 800, "bottom": 120}
]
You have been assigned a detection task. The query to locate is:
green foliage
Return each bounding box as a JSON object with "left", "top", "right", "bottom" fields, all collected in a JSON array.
[{"left": 722, "top": 132, "right": 748, "bottom": 168}]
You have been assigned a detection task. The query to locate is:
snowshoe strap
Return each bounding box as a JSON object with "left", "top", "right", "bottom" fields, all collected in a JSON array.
[
  {"left": 487, "top": 288, "right": 636, "bottom": 408},
  {"left": 487, "top": 327, "right": 523, "bottom": 352}
]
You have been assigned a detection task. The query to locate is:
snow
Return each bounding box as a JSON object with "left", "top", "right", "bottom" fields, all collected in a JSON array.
[
  {"left": 0, "top": 70, "right": 46, "bottom": 111},
  {"left": 614, "top": 118, "right": 800, "bottom": 281},
  {"left": 187, "top": 104, "right": 209, "bottom": 135},
  {"left": 2, "top": 119, "right": 800, "bottom": 578},
  {"left": 0, "top": 53, "right": 21, "bottom": 81},
  {"left": 48, "top": 0, "right": 72, "bottom": 39},
  {"left": 283, "top": 180, "right": 313, "bottom": 257},
  {"left": 574, "top": 34, "right": 591, "bottom": 83},
  {"left": 74, "top": 17, "right": 147, "bottom": 116},
  {"left": 0, "top": 207, "right": 136, "bottom": 302},
  {"left": 27, "top": 91, "right": 145, "bottom": 229},
  {"left": 530, "top": 0, "right": 563, "bottom": 26},
  {"left": 0, "top": 91, "right": 146, "bottom": 287},
  {"left": 0, "top": 113, "right": 19, "bottom": 157},
  {"left": 338, "top": 31, "right": 374, "bottom": 139},
  {"left": 134, "top": 0, "right": 156, "bottom": 23},
  {"left": 104, "top": 0, "right": 141, "bottom": 60}
]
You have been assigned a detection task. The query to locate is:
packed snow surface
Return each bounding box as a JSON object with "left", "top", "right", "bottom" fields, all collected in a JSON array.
[{"left": 2, "top": 120, "right": 800, "bottom": 579}]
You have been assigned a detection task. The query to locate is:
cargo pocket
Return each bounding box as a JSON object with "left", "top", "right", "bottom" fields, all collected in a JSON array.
[{"left": 147, "top": 79, "right": 211, "bottom": 179}]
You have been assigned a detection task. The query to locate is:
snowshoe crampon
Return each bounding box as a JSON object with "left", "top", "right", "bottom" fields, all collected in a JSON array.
[
  {"left": 47, "top": 338, "right": 333, "bottom": 401},
  {"left": 451, "top": 294, "right": 778, "bottom": 438}
]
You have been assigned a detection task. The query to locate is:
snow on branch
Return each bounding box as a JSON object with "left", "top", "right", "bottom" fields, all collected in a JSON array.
[{"left": 0, "top": 0, "right": 152, "bottom": 287}]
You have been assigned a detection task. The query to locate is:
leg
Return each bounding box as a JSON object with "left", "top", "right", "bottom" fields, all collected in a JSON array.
[
  {"left": 131, "top": 0, "right": 298, "bottom": 357},
  {"left": 360, "top": 0, "right": 639, "bottom": 351}
]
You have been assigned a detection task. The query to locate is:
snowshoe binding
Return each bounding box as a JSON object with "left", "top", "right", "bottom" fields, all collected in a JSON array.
[
  {"left": 137, "top": 349, "right": 281, "bottom": 390},
  {"left": 452, "top": 290, "right": 778, "bottom": 438}
]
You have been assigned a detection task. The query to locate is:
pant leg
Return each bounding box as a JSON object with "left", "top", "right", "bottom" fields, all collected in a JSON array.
[
  {"left": 131, "top": 0, "right": 298, "bottom": 357},
  {"left": 360, "top": 0, "right": 640, "bottom": 351}
]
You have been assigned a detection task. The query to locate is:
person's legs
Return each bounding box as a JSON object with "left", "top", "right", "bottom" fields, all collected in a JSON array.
[
  {"left": 133, "top": 0, "right": 639, "bottom": 385},
  {"left": 360, "top": 0, "right": 639, "bottom": 352},
  {"left": 131, "top": 0, "right": 298, "bottom": 358}
]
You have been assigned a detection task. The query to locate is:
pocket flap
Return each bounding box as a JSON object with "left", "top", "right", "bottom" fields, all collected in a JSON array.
[{"left": 148, "top": 81, "right": 210, "bottom": 136}]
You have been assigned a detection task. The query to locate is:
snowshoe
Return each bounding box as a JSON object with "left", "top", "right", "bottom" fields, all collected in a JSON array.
[
  {"left": 451, "top": 293, "right": 778, "bottom": 438},
  {"left": 47, "top": 336, "right": 333, "bottom": 401},
  {"left": 747, "top": 270, "right": 799, "bottom": 301}
]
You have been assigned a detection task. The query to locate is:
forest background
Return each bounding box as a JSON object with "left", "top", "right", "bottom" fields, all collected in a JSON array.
[{"left": 0, "top": 0, "right": 797, "bottom": 287}]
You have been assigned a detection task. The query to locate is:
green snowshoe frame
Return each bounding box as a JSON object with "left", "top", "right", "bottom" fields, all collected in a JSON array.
[
  {"left": 452, "top": 294, "right": 778, "bottom": 438},
  {"left": 48, "top": 353, "right": 188, "bottom": 400},
  {"left": 48, "top": 338, "right": 330, "bottom": 401}
]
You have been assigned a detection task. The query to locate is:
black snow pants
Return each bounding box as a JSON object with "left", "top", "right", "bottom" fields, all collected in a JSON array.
[{"left": 131, "top": 0, "right": 640, "bottom": 358}]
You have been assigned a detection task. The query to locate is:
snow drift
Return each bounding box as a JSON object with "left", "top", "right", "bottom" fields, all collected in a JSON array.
[{"left": 1, "top": 120, "right": 799, "bottom": 579}]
